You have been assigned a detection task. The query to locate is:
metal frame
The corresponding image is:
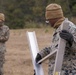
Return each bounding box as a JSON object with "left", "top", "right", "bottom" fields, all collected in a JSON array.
[
  {"left": 26, "top": 18, "right": 69, "bottom": 75},
  {"left": 27, "top": 31, "right": 44, "bottom": 75}
]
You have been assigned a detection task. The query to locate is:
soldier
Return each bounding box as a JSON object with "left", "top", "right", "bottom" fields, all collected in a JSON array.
[
  {"left": 0, "top": 13, "right": 9, "bottom": 75},
  {"left": 35, "top": 3, "right": 76, "bottom": 75}
]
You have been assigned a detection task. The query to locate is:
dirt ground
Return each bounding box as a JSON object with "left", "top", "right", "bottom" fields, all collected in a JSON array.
[{"left": 4, "top": 28, "right": 54, "bottom": 75}]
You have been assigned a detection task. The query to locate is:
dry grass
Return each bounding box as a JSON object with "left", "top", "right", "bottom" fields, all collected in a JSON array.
[{"left": 4, "top": 28, "right": 54, "bottom": 75}]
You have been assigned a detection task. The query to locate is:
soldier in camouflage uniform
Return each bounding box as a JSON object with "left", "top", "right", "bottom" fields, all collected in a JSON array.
[
  {"left": 35, "top": 3, "right": 76, "bottom": 75},
  {"left": 0, "top": 13, "right": 9, "bottom": 75}
]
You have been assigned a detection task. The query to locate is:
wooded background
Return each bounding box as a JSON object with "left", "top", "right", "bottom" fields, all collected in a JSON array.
[{"left": 0, "top": 0, "right": 76, "bottom": 29}]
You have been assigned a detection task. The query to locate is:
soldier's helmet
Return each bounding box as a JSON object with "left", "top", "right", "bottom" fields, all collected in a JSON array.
[
  {"left": 45, "top": 3, "right": 64, "bottom": 20},
  {"left": 0, "top": 13, "right": 5, "bottom": 21}
]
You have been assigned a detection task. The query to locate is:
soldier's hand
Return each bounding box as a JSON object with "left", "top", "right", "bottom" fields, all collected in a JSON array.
[
  {"left": 59, "top": 30, "right": 74, "bottom": 47},
  {"left": 35, "top": 53, "right": 42, "bottom": 64}
]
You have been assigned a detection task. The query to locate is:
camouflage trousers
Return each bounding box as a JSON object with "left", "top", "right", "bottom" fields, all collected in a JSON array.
[
  {"left": 48, "top": 53, "right": 76, "bottom": 75},
  {"left": 0, "top": 51, "right": 5, "bottom": 75}
]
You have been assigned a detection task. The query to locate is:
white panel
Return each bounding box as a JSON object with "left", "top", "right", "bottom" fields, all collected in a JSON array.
[
  {"left": 27, "top": 31, "right": 44, "bottom": 75},
  {"left": 53, "top": 18, "right": 69, "bottom": 75}
]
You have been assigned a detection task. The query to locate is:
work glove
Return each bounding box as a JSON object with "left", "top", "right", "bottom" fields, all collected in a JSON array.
[
  {"left": 59, "top": 30, "right": 74, "bottom": 47},
  {"left": 35, "top": 53, "right": 42, "bottom": 64}
]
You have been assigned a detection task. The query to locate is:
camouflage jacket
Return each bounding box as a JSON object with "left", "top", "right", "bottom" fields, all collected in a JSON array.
[
  {"left": 39, "top": 19, "right": 76, "bottom": 75},
  {"left": 0, "top": 25, "right": 9, "bottom": 52}
]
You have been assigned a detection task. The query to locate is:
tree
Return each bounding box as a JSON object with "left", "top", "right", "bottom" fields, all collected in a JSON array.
[{"left": 0, "top": 0, "right": 76, "bottom": 29}]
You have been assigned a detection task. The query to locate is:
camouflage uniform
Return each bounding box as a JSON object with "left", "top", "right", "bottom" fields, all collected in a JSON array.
[
  {"left": 39, "top": 18, "right": 76, "bottom": 75},
  {"left": 0, "top": 25, "right": 9, "bottom": 75}
]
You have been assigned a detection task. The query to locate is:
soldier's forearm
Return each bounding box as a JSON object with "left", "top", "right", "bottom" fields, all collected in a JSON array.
[
  {"left": 0, "top": 36, "right": 9, "bottom": 42},
  {"left": 39, "top": 47, "right": 51, "bottom": 58}
]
